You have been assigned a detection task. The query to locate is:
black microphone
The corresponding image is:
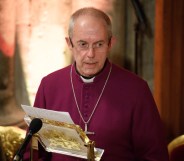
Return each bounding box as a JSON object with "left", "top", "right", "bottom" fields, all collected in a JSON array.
[{"left": 13, "top": 118, "right": 43, "bottom": 161}]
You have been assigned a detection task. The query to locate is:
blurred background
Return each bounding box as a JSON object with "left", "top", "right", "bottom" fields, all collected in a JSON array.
[{"left": 0, "top": 0, "right": 183, "bottom": 152}]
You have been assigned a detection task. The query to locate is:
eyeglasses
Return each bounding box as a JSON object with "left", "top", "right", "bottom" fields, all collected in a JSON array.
[{"left": 69, "top": 37, "right": 111, "bottom": 53}]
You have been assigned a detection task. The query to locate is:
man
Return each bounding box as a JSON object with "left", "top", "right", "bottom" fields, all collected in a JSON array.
[{"left": 33, "top": 7, "right": 169, "bottom": 161}]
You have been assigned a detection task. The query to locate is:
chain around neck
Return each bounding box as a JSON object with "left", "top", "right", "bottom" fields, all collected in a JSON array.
[{"left": 70, "top": 63, "right": 112, "bottom": 125}]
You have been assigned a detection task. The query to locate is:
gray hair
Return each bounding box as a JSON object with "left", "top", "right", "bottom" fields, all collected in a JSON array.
[{"left": 68, "top": 7, "right": 112, "bottom": 39}]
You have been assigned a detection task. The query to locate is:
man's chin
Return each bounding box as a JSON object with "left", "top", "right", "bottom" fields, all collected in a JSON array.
[{"left": 82, "top": 70, "right": 97, "bottom": 78}]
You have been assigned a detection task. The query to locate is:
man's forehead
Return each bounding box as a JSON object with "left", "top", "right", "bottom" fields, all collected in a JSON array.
[
  {"left": 74, "top": 15, "right": 106, "bottom": 28},
  {"left": 71, "top": 15, "right": 108, "bottom": 41}
]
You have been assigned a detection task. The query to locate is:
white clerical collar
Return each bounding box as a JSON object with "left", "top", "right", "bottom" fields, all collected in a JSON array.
[{"left": 80, "top": 76, "right": 95, "bottom": 83}]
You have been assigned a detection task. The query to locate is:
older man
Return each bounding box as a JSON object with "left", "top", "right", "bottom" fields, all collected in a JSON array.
[{"left": 33, "top": 7, "right": 169, "bottom": 161}]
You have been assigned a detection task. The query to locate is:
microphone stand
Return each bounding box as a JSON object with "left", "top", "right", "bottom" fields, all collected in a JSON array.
[
  {"left": 13, "top": 118, "right": 42, "bottom": 161},
  {"left": 13, "top": 132, "right": 33, "bottom": 161}
]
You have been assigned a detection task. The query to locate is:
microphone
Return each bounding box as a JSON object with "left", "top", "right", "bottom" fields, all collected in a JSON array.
[{"left": 13, "top": 118, "right": 43, "bottom": 161}]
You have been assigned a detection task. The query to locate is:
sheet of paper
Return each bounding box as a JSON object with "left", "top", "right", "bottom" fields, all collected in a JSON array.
[{"left": 21, "top": 104, "right": 74, "bottom": 124}]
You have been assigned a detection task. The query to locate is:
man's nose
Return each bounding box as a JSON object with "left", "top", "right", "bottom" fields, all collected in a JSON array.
[{"left": 86, "top": 47, "right": 95, "bottom": 58}]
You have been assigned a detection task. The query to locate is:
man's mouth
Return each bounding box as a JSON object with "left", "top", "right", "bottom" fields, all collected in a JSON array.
[{"left": 84, "top": 62, "right": 97, "bottom": 67}]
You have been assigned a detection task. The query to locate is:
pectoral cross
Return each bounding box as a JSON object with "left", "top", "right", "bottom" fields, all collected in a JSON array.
[{"left": 85, "top": 123, "right": 95, "bottom": 135}]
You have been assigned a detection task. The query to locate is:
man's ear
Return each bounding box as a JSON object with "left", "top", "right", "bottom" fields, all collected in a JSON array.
[
  {"left": 65, "top": 37, "right": 73, "bottom": 50},
  {"left": 109, "top": 36, "right": 116, "bottom": 49}
]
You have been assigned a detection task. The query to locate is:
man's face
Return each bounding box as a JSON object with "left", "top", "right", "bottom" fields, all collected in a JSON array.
[{"left": 66, "top": 16, "right": 113, "bottom": 77}]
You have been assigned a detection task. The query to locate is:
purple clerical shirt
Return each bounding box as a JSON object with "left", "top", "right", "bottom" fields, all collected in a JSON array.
[{"left": 33, "top": 60, "right": 169, "bottom": 161}]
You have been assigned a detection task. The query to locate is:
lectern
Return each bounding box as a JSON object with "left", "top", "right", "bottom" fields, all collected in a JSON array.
[{"left": 22, "top": 105, "right": 104, "bottom": 161}]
